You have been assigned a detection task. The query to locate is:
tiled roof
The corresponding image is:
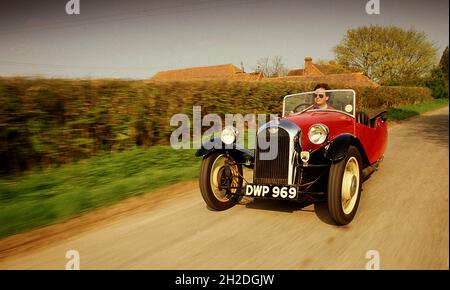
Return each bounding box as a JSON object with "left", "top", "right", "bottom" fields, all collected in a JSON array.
[
  {"left": 287, "top": 59, "right": 352, "bottom": 76},
  {"left": 150, "top": 64, "right": 258, "bottom": 81},
  {"left": 287, "top": 69, "right": 305, "bottom": 76},
  {"left": 149, "top": 60, "right": 377, "bottom": 86},
  {"left": 274, "top": 73, "right": 379, "bottom": 87},
  {"left": 313, "top": 64, "right": 351, "bottom": 75}
]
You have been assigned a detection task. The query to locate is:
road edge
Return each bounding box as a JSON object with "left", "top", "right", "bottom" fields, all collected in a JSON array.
[{"left": 0, "top": 179, "right": 199, "bottom": 262}]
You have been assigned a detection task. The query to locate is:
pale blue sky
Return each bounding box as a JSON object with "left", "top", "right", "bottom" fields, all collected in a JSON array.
[{"left": 0, "top": 0, "right": 448, "bottom": 79}]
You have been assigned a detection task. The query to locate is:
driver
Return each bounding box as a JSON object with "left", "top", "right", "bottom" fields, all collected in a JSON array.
[{"left": 312, "top": 83, "right": 334, "bottom": 110}]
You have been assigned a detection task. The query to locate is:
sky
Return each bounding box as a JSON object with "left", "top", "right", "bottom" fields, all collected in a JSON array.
[{"left": 0, "top": 0, "right": 448, "bottom": 79}]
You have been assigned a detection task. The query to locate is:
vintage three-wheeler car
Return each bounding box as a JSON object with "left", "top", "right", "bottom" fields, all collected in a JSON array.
[{"left": 196, "top": 89, "right": 387, "bottom": 225}]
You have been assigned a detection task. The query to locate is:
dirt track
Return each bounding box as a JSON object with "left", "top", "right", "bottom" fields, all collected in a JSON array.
[{"left": 0, "top": 107, "right": 448, "bottom": 269}]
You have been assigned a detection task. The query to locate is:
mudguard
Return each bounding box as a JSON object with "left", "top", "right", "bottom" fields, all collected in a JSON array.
[
  {"left": 195, "top": 137, "right": 254, "bottom": 160},
  {"left": 324, "top": 133, "right": 357, "bottom": 162}
]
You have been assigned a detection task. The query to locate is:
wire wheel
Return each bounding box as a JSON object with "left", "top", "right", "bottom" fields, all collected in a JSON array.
[
  {"left": 199, "top": 152, "right": 243, "bottom": 211},
  {"left": 210, "top": 154, "right": 241, "bottom": 202}
]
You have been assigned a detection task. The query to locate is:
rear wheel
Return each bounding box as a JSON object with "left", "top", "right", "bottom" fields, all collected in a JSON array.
[
  {"left": 199, "top": 152, "right": 243, "bottom": 211},
  {"left": 327, "top": 146, "right": 362, "bottom": 225}
]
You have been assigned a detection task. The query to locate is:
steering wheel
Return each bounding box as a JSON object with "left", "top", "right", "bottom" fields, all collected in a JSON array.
[{"left": 292, "top": 103, "right": 312, "bottom": 113}]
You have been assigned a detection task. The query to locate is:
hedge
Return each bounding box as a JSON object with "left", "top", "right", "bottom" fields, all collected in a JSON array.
[{"left": 0, "top": 77, "right": 431, "bottom": 173}]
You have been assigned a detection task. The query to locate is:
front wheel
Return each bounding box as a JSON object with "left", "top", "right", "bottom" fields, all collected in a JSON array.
[
  {"left": 327, "top": 146, "right": 362, "bottom": 225},
  {"left": 199, "top": 152, "right": 243, "bottom": 211}
]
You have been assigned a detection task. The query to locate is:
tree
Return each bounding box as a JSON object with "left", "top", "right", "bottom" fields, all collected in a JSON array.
[
  {"left": 240, "top": 61, "right": 245, "bottom": 73},
  {"left": 254, "top": 57, "right": 269, "bottom": 78},
  {"left": 438, "top": 46, "right": 449, "bottom": 80},
  {"left": 425, "top": 46, "right": 449, "bottom": 98},
  {"left": 269, "top": 56, "right": 288, "bottom": 77},
  {"left": 254, "top": 56, "right": 288, "bottom": 78},
  {"left": 333, "top": 25, "right": 438, "bottom": 85}
]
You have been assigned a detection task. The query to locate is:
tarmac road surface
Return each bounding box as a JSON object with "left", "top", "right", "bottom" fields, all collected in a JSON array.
[{"left": 0, "top": 107, "right": 448, "bottom": 269}]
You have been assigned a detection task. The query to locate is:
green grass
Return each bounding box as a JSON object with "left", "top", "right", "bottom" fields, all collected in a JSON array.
[
  {"left": 0, "top": 146, "right": 200, "bottom": 239},
  {"left": 387, "top": 98, "right": 449, "bottom": 121}
]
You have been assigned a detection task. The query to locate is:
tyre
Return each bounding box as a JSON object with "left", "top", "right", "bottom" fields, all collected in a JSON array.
[
  {"left": 199, "top": 152, "right": 243, "bottom": 211},
  {"left": 327, "top": 146, "right": 362, "bottom": 225}
]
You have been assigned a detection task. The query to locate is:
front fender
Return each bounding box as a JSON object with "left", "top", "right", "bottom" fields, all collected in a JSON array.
[
  {"left": 324, "top": 133, "right": 370, "bottom": 166},
  {"left": 195, "top": 137, "right": 254, "bottom": 160},
  {"left": 324, "top": 134, "right": 355, "bottom": 162}
]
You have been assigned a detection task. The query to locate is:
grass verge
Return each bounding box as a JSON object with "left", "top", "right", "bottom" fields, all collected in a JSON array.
[
  {"left": 0, "top": 147, "right": 200, "bottom": 239},
  {"left": 387, "top": 98, "right": 448, "bottom": 121}
]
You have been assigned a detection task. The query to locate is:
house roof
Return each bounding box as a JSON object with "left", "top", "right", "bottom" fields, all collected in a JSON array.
[
  {"left": 150, "top": 64, "right": 258, "bottom": 81},
  {"left": 313, "top": 63, "right": 351, "bottom": 75},
  {"left": 149, "top": 59, "right": 377, "bottom": 86},
  {"left": 287, "top": 62, "right": 351, "bottom": 76},
  {"left": 274, "top": 73, "right": 379, "bottom": 87},
  {"left": 284, "top": 57, "right": 377, "bottom": 87},
  {"left": 287, "top": 68, "right": 305, "bottom": 76}
]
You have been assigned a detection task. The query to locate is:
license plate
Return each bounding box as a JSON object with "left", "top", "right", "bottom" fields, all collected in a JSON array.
[{"left": 244, "top": 184, "right": 298, "bottom": 199}]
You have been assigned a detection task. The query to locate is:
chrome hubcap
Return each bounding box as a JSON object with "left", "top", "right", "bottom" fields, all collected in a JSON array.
[
  {"left": 210, "top": 154, "right": 240, "bottom": 202},
  {"left": 341, "top": 157, "right": 360, "bottom": 214}
]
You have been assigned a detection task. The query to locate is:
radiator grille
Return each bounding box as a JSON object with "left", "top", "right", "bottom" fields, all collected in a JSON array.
[{"left": 254, "top": 127, "right": 290, "bottom": 185}]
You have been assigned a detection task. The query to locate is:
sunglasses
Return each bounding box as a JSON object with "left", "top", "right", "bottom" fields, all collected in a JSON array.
[{"left": 314, "top": 93, "right": 327, "bottom": 99}]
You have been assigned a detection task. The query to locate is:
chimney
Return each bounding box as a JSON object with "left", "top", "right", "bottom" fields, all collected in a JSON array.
[{"left": 304, "top": 57, "right": 313, "bottom": 69}]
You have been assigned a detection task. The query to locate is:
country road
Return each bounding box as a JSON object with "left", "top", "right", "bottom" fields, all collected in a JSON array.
[{"left": 0, "top": 107, "right": 448, "bottom": 270}]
